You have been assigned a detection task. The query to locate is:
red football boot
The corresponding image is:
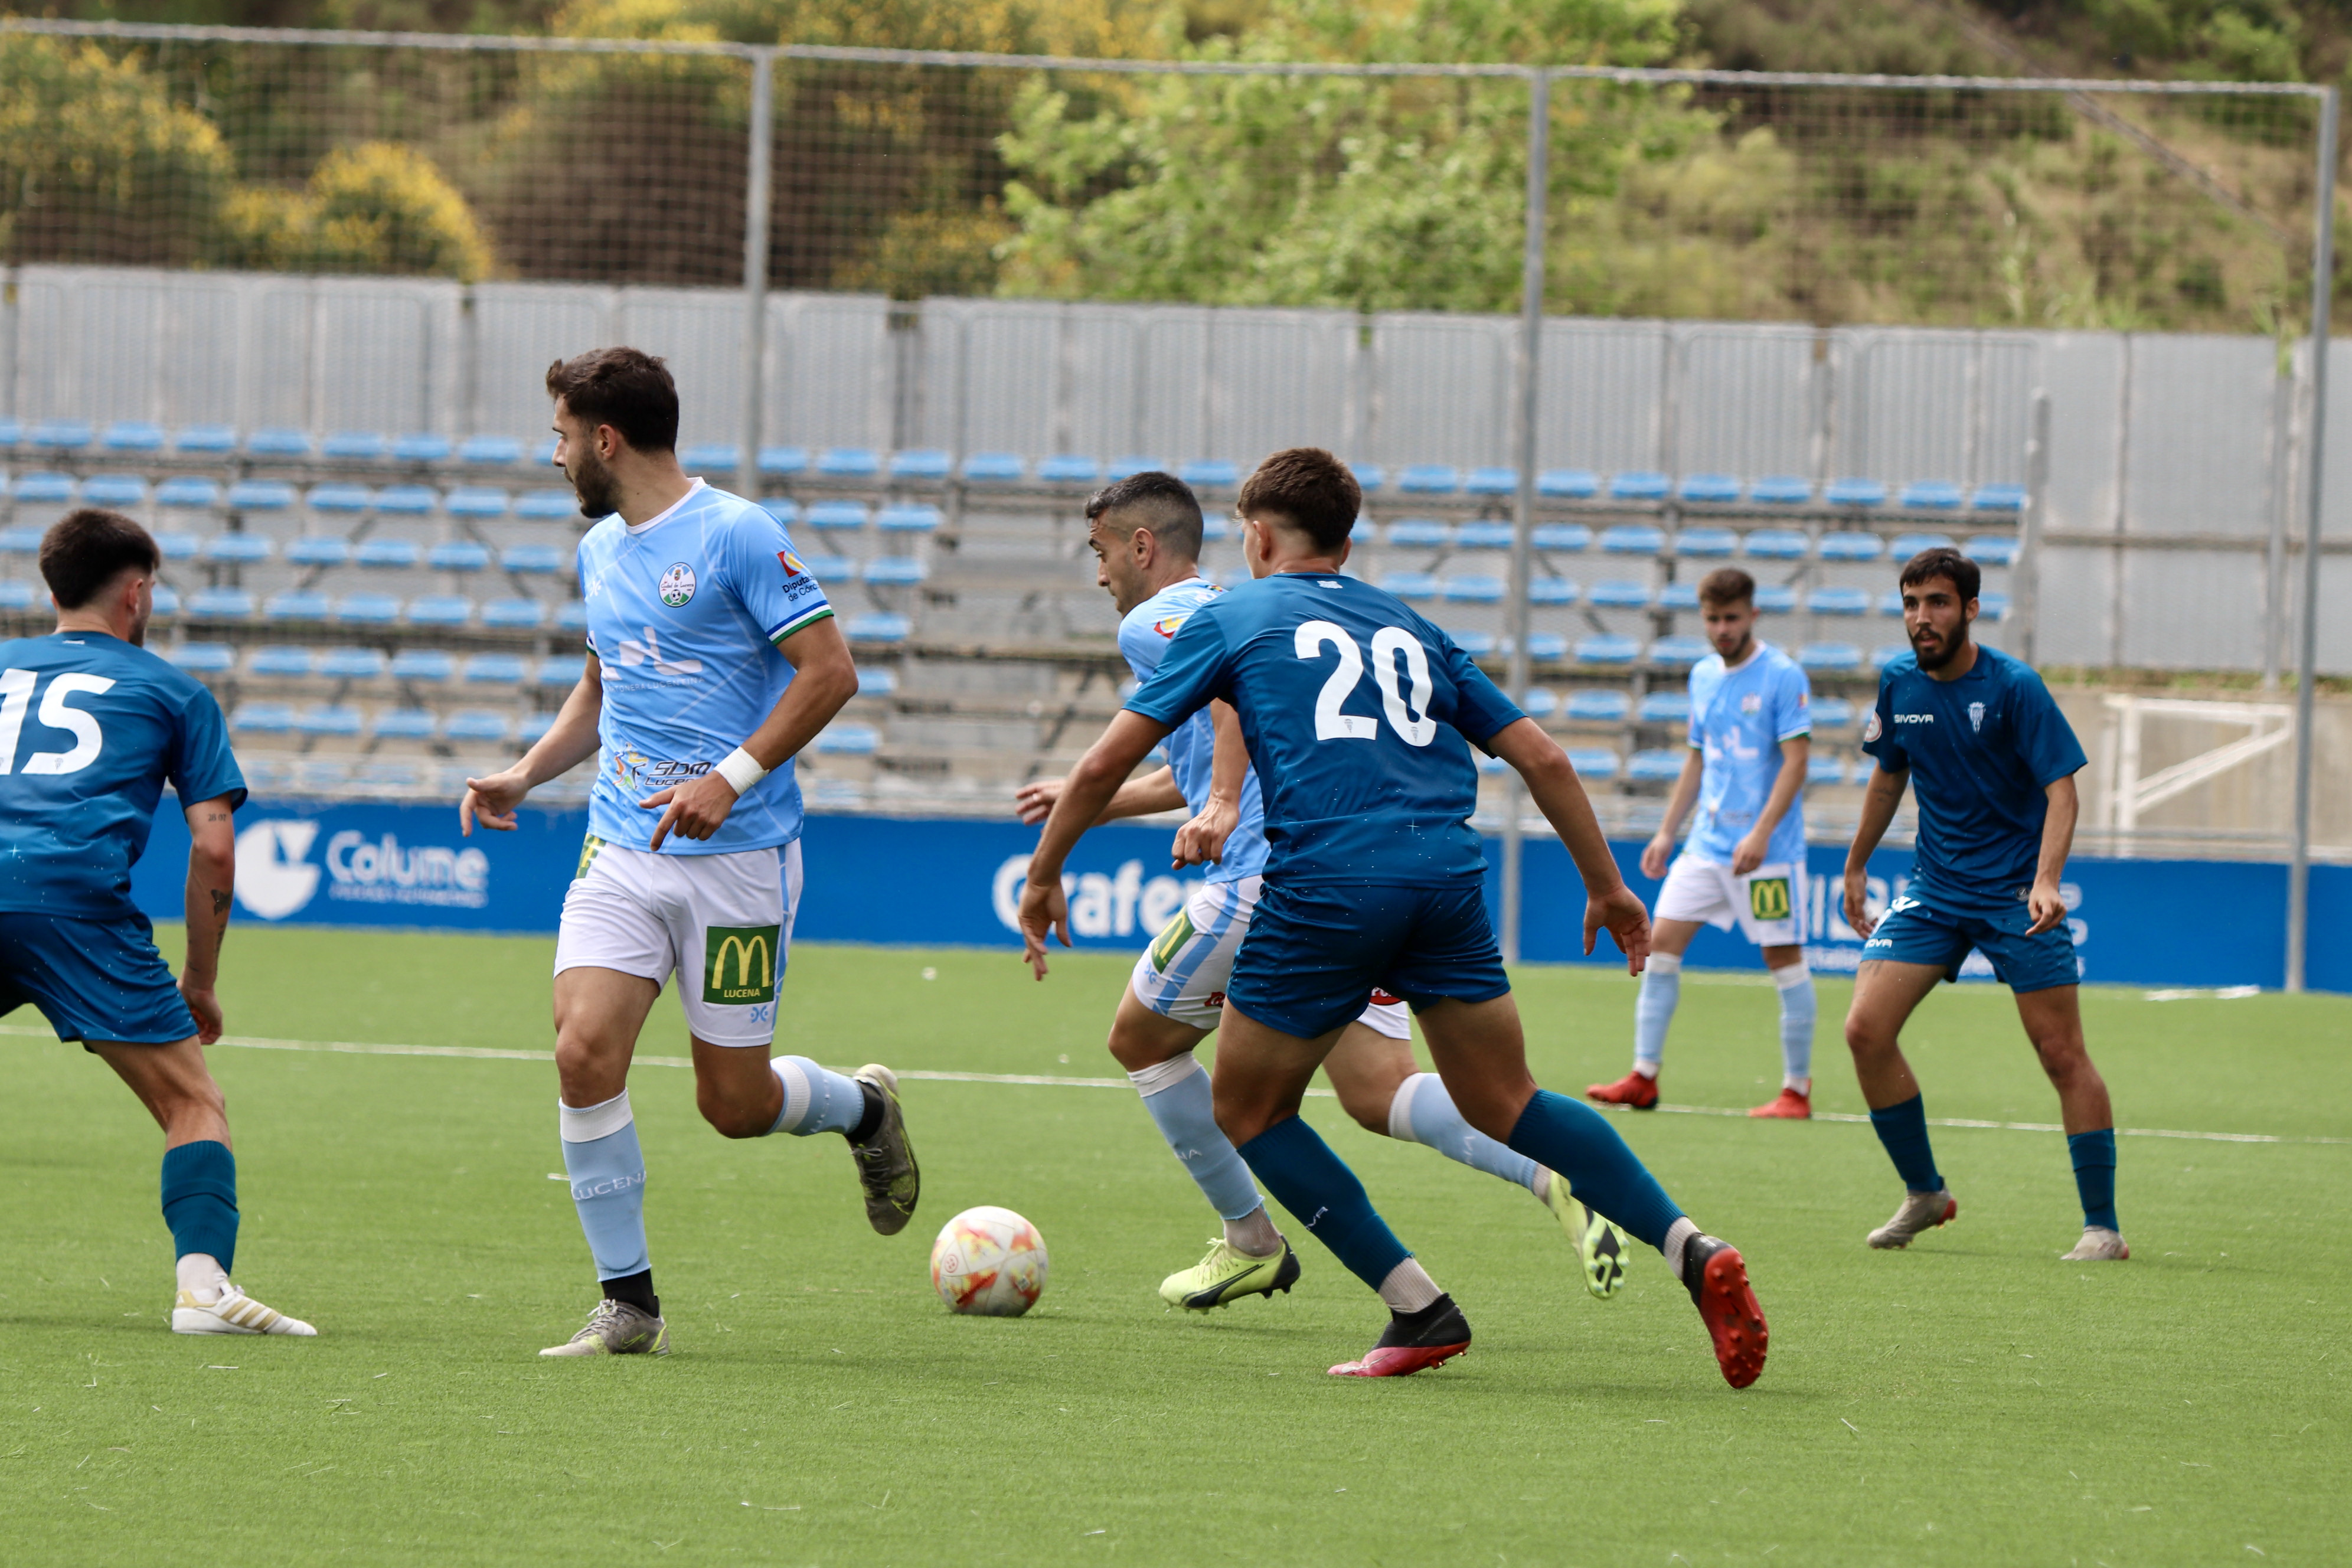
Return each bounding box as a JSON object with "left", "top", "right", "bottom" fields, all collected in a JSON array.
[
  {"left": 1749, "top": 1087, "right": 1811, "bottom": 1119},
  {"left": 1329, "top": 1295, "right": 1471, "bottom": 1378},
  {"left": 1586, "top": 1069, "right": 1660, "bottom": 1110},
  {"left": 1681, "top": 1235, "right": 1768, "bottom": 1389}
]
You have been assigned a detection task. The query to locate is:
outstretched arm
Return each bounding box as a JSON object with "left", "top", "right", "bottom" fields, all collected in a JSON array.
[
  {"left": 1014, "top": 766, "right": 1186, "bottom": 826},
  {"left": 2026, "top": 773, "right": 2079, "bottom": 936},
  {"left": 463, "top": 654, "right": 605, "bottom": 834},
  {"left": 179, "top": 793, "right": 237, "bottom": 1044},
  {"left": 1018, "top": 710, "right": 1172, "bottom": 977},
  {"left": 1843, "top": 763, "right": 1909, "bottom": 938},
  {"left": 1488, "top": 717, "right": 1651, "bottom": 974}
]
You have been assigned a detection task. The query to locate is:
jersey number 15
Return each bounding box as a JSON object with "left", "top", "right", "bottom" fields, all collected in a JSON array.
[
  {"left": 0, "top": 669, "right": 115, "bottom": 776},
  {"left": 1296, "top": 620, "right": 1438, "bottom": 747}
]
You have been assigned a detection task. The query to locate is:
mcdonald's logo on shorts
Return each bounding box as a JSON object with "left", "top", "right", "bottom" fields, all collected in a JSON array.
[
  {"left": 1747, "top": 876, "right": 1792, "bottom": 923},
  {"left": 704, "top": 925, "right": 780, "bottom": 1005},
  {"left": 1148, "top": 907, "right": 1196, "bottom": 974}
]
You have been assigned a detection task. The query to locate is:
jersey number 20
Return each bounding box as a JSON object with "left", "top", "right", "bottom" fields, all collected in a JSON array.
[
  {"left": 1295, "top": 620, "right": 1438, "bottom": 747},
  {"left": 0, "top": 669, "right": 115, "bottom": 776}
]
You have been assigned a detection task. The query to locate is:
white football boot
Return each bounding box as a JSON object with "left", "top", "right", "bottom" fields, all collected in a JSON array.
[
  {"left": 2060, "top": 1226, "right": 2130, "bottom": 1261},
  {"left": 172, "top": 1283, "right": 318, "bottom": 1336},
  {"left": 1866, "top": 1187, "right": 1958, "bottom": 1249}
]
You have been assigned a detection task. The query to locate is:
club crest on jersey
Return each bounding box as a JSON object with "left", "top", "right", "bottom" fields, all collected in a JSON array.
[
  {"left": 1968, "top": 701, "right": 1986, "bottom": 732},
  {"left": 1740, "top": 694, "right": 1762, "bottom": 714},
  {"left": 658, "top": 562, "right": 696, "bottom": 607},
  {"left": 1862, "top": 710, "right": 1883, "bottom": 743},
  {"left": 778, "top": 548, "right": 806, "bottom": 577},
  {"left": 1153, "top": 614, "right": 1186, "bottom": 638}
]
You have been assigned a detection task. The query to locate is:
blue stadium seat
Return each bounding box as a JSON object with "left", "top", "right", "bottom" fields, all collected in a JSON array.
[
  {"left": 263, "top": 592, "right": 331, "bottom": 623},
  {"left": 1639, "top": 691, "right": 1692, "bottom": 723},
  {"left": 1678, "top": 473, "right": 1742, "bottom": 504},
  {"left": 863, "top": 557, "right": 927, "bottom": 586},
  {"left": 307, "top": 484, "right": 374, "bottom": 515},
  {"left": 1818, "top": 532, "right": 1884, "bottom": 562},
  {"left": 1609, "top": 471, "right": 1670, "bottom": 501},
  {"left": 81, "top": 474, "right": 147, "bottom": 507},
  {"left": 857, "top": 667, "right": 898, "bottom": 696},
  {"left": 443, "top": 710, "right": 514, "bottom": 743},
  {"left": 102, "top": 421, "right": 165, "bottom": 453},
  {"left": 801, "top": 555, "right": 854, "bottom": 582},
  {"left": 393, "top": 433, "right": 452, "bottom": 463},
  {"left": 1386, "top": 519, "right": 1451, "bottom": 548},
  {"left": 1825, "top": 478, "right": 1887, "bottom": 507},
  {"left": 1900, "top": 481, "right": 1964, "bottom": 510},
  {"left": 0, "top": 580, "right": 39, "bottom": 610},
  {"left": 0, "top": 419, "right": 18, "bottom": 448},
  {"left": 1525, "top": 632, "right": 1569, "bottom": 661},
  {"left": 389, "top": 648, "right": 455, "bottom": 681},
  {"left": 1658, "top": 581, "right": 1699, "bottom": 610},
  {"left": 166, "top": 643, "right": 238, "bottom": 675},
  {"left": 877, "top": 504, "right": 942, "bottom": 534},
  {"left": 1588, "top": 580, "right": 1652, "bottom": 609},
  {"left": 145, "top": 584, "right": 181, "bottom": 618},
  {"left": 1879, "top": 590, "right": 1907, "bottom": 617},
  {"left": 315, "top": 647, "right": 387, "bottom": 680},
  {"left": 1599, "top": 524, "right": 1665, "bottom": 555},
  {"left": 1871, "top": 643, "right": 1908, "bottom": 669},
  {"left": 758, "top": 446, "right": 808, "bottom": 476},
  {"left": 1527, "top": 577, "right": 1578, "bottom": 606},
  {"left": 246, "top": 427, "right": 309, "bottom": 459},
  {"left": 1965, "top": 534, "right": 2019, "bottom": 566},
  {"left": 32, "top": 420, "right": 94, "bottom": 451},
  {"left": 889, "top": 449, "right": 952, "bottom": 482},
  {"left": 500, "top": 544, "right": 566, "bottom": 575},
  {"left": 1811, "top": 698, "right": 1856, "bottom": 727},
  {"left": 445, "top": 488, "right": 509, "bottom": 520},
  {"left": 807, "top": 501, "right": 869, "bottom": 532},
  {"left": 1675, "top": 527, "right": 1739, "bottom": 557},
  {"left": 1397, "top": 465, "right": 1459, "bottom": 496},
  {"left": 1441, "top": 574, "right": 1504, "bottom": 603},
  {"left": 323, "top": 431, "right": 386, "bottom": 460},
  {"left": 1038, "top": 455, "right": 1100, "bottom": 486},
  {"left": 155, "top": 532, "right": 200, "bottom": 562},
  {"left": 1449, "top": 630, "right": 1498, "bottom": 656},
  {"left": 231, "top": 702, "right": 296, "bottom": 734},
  {"left": 463, "top": 654, "right": 528, "bottom": 685},
  {"left": 175, "top": 425, "right": 237, "bottom": 455},
  {"left": 1349, "top": 463, "right": 1384, "bottom": 494},
  {"left": 356, "top": 538, "right": 422, "bottom": 569},
  {"left": 156, "top": 476, "right": 221, "bottom": 511},
  {"left": 1454, "top": 521, "right": 1514, "bottom": 550},
  {"left": 847, "top": 613, "right": 911, "bottom": 644},
  {"left": 296, "top": 704, "right": 364, "bottom": 737},
  {"left": 1807, "top": 754, "right": 1848, "bottom": 785},
  {"left": 375, "top": 485, "right": 437, "bottom": 515},
  {"left": 1743, "top": 528, "right": 1808, "bottom": 560},
  {"left": 11, "top": 472, "right": 75, "bottom": 505},
  {"left": 1749, "top": 476, "right": 1814, "bottom": 506},
  {"left": 1970, "top": 484, "right": 2026, "bottom": 512},
  {"left": 1890, "top": 533, "right": 1955, "bottom": 557},
  {"left": 430, "top": 541, "right": 492, "bottom": 572},
  {"left": 535, "top": 656, "right": 586, "bottom": 690},
  {"left": 1649, "top": 635, "right": 1711, "bottom": 668},
  {"left": 1199, "top": 517, "right": 1231, "bottom": 542},
  {"left": 1566, "top": 690, "right": 1631, "bottom": 722},
  {"left": 1538, "top": 469, "right": 1599, "bottom": 499},
  {"left": 0, "top": 526, "right": 41, "bottom": 556},
  {"left": 226, "top": 480, "right": 296, "bottom": 512},
  {"left": 371, "top": 709, "right": 439, "bottom": 740},
  {"left": 1626, "top": 748, "right": 1685, "bottom": 782},
  {"left": 818, "top": 447, "right": 881, "bottom": 480},
  {"left": 680, "top": 443, "right": 739, "bottom": 473},
  {"left": 1520, "top": 687, "right": 1559, "bottom": 717},
  {"left": 1568, "top": 749, "right": 1621, "bottom": 780},
  {"left": 1755, "top": 584, "right": 1798, "bottom": 615},
  {"left": 1978, "top": 592, "right": 2011, "bottom": 620},
  {"left": 287, "top": 536, "right": 354, "bottom": 566},
  {"left": 202, "top": 533, "right": 273, "bottom": 565},
  {"left": 336, "top": 592, "right": 404, "bottom": 630},
  {"left": 407, "top": 596, "right": 474, "bottom": 628},
  {"left": 1532, "top": 523, "right": 1590, "bottom": 552},
  {"left": 816, "top": 724, "right": 881, "bottom": 755},
  {"left": 1808, "top": 586, "right": 1872, "bottom": 616},
  {"left": 1464, "top": 466, "right": 1518, "bottom": 496},
  {"left": 1377, "top": 572, "right": 1439, "bottom": 602},
  {"left": 1798, "top": 642, "right": 1864, "bottom": 672},
  {"left": 518, "top": 711, "right": 557, "bottom": 745},
  {"left": 517, "top": 489, "right": 577, "bottom": 520},
  {"left": 556, "top": 601, "right": 589, "bottom": 632},
  {"left": 1575, "top": 635, "right": 1639, "bottom": 666},
  {"left": 459, "top": 436, "right": 523, "bottom": 466},
  {"left": 482, "top": 598, "right": 548, "bottom": 629},
  {"left": 1178, "top": 459, "right": 1239, "bottom": 491}
]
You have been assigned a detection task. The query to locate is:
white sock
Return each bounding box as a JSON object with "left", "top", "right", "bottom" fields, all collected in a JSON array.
[
  {"left": 176, "top": 1252, "right": 228, "bottom": 1300},
  {"left": 1661, "top": 1216, "right": 1700, "bottom": 1279},
  {"left": 1632, "top": 952, "right": 1681, "bottom": 1077},
  {"left": 1224, "top": 1205, "right": 1283, "bottom": 1257},
  {"left": 1376, "top": 1257, "right": 1443, "bottom": 1313}
]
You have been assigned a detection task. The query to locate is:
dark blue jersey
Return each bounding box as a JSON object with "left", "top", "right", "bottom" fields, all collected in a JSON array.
[
  {"left": 0, "top": 632, "right": 245, "bottom": 919},
  {"left": 1122, "top": 571, "right": 1524, "bottom": 886},
  {"left": 1861, "top": 644, "right": 2086, "bottom": 916}
]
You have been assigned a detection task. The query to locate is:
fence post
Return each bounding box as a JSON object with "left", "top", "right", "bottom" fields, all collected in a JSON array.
[
  {"left": 2018, "top": 389, "right": 2050, "bottom": 666},
  {"left": 738, "top": 47, "right": 776, "bottom": 499},
  {"left": 2287, "top": 83, "right": 2338, "bottom": 995},
  {"left": 1501, "top": 68, "right": 1549, "bottom": 968}
]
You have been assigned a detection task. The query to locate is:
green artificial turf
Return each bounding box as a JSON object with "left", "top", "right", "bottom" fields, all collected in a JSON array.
[{"left": 2, "top": 929, "right": 2347, "bottom": 1564}]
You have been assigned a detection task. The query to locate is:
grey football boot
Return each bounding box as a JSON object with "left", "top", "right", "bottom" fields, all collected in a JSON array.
[
  {"left": 1867, "top": 1187, "right": 1958, "bottom": 1249},
  {"left": 2061, "top": 1226, "right": 2130, "bottom": 1261},
  {"left": 849, "top": 1064, "right": 920, "bottom": 1236},
  {"left": 540, "top": 1298, "right": 670, "bottom": 1357}
]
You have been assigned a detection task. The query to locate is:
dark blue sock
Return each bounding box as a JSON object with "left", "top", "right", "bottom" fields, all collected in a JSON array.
[
  {"left": 161, "top": 1140, "right": 239, "bottom": 1275},
  {"left": 1235, "top": 1116, "right": 1410, "bottom": 1292},
  {"left": 2067, "top": 1128, "right": 2119, "bottom": 1231},
  {"left": 1868, "top": 1095, "right": 1943, "bottom": 1194},
  {"left": 1504, "top": 1090, "right": 1685, "bottom": 1250}
]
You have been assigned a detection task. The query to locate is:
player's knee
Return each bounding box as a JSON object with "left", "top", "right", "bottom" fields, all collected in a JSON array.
[{"left": 1843, "top": 1013, "right": 1891, "bottom": 1060}]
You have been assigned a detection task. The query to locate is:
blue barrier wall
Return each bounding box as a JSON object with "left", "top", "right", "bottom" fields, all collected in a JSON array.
[{"left": 129, "top": 801, "right": 2346, "bottom": 992}]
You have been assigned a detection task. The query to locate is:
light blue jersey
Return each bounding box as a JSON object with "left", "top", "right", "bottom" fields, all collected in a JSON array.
[
  {"left": 1119, "top": 578, "right": 1268, "bottom": 884},
  {"left": 1684, "top": 640, "right": 1811, "bottom": 867},
  {"left": 577, "top": 480, "right": 834, "bottom": 855}
]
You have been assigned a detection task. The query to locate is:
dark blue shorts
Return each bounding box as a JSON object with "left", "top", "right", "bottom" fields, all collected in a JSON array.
[
  {"left": 0, "top": 910, "right": 197, "bottom": 1046},
  {"left": 1862, "top": 894, "right": 2080, "bottom": 994},
  {"left": 1223, "top": 878, "right": 1513, "bottom": 1040}
]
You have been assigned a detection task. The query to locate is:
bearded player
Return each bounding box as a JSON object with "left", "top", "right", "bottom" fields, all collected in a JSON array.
[{"left": 462, "top": 348, "right": 919, "bottom": 1357}]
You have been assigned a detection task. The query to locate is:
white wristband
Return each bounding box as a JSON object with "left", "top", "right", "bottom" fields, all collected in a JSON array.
[{"left": 714, "top": 746, "right": 769, "bottom": 795}]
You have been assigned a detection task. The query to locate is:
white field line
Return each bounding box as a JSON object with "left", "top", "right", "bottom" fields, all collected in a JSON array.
[{"left": 5, "top": 1023, "right": 2344, "bottom": 1145}]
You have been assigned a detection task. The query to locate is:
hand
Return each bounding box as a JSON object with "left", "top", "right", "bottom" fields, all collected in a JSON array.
[
  {"left": 1018, "top": 870, "right": 1071, "bottom": 979},
  {"left": 1013, "top": 776, "right": 1065, "bottom": 826},
  {"left": 1638, "top": 832, "right": 1674, "bottom": 881},
  {"left": 641, "top": 771, "right": 742, "bottom": 851},
  {"left": 2025, "top": 878, "right": 2067, "bottom": 936},
  {"left": 179, "top": 981, "right": 223, "bottom": 1046},
  {"left": 1171, "top": 795, "right": 1240, "bottom": 868},
  {"left": 1731, "top": 828, "right": 1769, "bottom": 877},
  {"left": 461, "top": 766, "right": 531, "bottom": 835},
  {"left": 1843, "top": 869, "right": 1876, "bottom": 939},
  {"left": 1583, "top": 884, "right": 1652, "bottom": 976}
]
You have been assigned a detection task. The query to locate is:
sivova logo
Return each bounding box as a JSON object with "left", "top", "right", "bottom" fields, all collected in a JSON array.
[{"left": 1894, "top": 713, "right": 1935, "bottom": 724}]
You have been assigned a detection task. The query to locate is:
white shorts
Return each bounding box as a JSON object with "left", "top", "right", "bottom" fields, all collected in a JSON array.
[
  {"left": 553, "top": 836, "right": 805, "bottom": 1048},
  {"left": 1129, "top": 874, "right": 1412, "bottom": 1038},
  {"left": 1655, "top": 854, "right": 1805, "bottom": 948}
]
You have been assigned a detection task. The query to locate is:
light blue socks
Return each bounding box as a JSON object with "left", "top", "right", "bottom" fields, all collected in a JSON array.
[
  {"left": 768, "top": 1056, "right": 868, "bottom": 1137},
  {"left": 1128, "top": 1054, "right": 1265, "bottom": 1221},
  {"left": 1633, "top": 951, "right": 1681, "bottom": 1074},
  {"left": 1390, "top": 1072, "right": 1545, "bottom": 1195},
  {"left": 1772, "top": 958, "right": 1817, "bottom": 1087},
  {"left": 559, "top": 1092, "right": 649, "bottom": 1282}
]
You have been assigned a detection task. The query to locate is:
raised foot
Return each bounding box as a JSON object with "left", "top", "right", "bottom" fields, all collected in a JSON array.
[
  {"left": 1543, "top": 1171, "right": 1630, "bottom": 1299},
  {"left": 849, "top": 1063, "right": 920, "bottom": 1236},
  {"left": 1681, "top": 1237, "right": 1768, "bottom": 1389},
  {"left": 1160, "top": 1239, "right": 1301, "bottom": 1311}
]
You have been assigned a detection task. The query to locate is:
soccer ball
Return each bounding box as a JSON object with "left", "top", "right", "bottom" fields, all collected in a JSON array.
[{"left": 929, "top": 1206, "right": 1048, "bottom": 1317}]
